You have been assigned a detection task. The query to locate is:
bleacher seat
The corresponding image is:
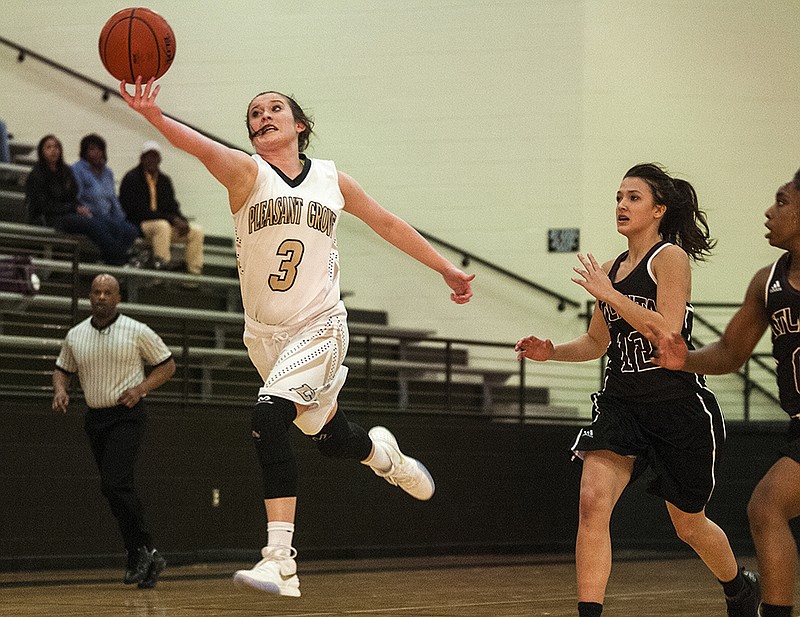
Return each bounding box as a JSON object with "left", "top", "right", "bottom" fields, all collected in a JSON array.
[{"left": 0, "top": 190, "right": 27, "bottom": 223}]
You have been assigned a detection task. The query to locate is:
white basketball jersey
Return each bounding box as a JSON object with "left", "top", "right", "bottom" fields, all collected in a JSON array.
[{"left": 233, "top": 155, "right": 344, "bottom": 327}]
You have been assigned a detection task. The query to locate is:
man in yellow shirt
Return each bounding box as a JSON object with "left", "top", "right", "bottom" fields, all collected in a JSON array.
[{"left": 120, "top": 141, "right": 204, "bottom": 274}]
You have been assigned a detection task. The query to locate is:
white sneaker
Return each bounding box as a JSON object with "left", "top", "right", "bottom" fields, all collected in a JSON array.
[
  {"left": 232, "top": 546, "right": 301, "bottom": 597},
  {"left": 368, "top": 426, "right": 435, "bottom": 500}
]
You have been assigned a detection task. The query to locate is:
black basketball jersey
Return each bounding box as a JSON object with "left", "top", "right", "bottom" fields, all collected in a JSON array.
[
  {"left": 765, "top": 253, "right": 800, "bottom": 417},
  {"left": 599, "top": 240, "right": 707, "bottom": 402}
]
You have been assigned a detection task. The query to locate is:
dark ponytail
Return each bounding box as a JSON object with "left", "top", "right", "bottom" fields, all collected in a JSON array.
[{"left": 624, "top": 163, "right": 715, "bottom": 261}]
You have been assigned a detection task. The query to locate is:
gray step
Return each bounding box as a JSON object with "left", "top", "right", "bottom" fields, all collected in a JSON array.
[
  {"left": 0, "top": 189, "right": 27, "bottom": 223},
  {"left": 9, "top": 141, "right": 35, "bottom": 166},
  {"left": 0, "top": 162, "right": 30, "bottom": 191}
]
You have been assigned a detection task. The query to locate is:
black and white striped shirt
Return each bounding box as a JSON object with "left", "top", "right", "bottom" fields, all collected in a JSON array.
[{"left": 56, "top": 314, "right": 172, "bottom": 409}]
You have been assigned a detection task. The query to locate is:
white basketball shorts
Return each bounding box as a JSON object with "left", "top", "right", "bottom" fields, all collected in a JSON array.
[{"left": 243, "top": 303, "right": 349, "bottom": 435}]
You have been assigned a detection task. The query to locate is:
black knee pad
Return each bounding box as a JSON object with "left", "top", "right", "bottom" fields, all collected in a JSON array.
[
  {"left": 311, "top": 409, "right": 372, "bottom": 461},
  {"left": 251, "top": 395, "right": 298, "bottom": 499}
]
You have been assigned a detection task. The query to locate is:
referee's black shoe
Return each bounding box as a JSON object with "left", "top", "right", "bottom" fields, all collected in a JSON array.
[
  {"left": 137, "top": 549, "right": 166, "bottom": 589},
  {"left": 725, "top": 568, "right": 760, "bottom": 617},
  {"left": 124, "top": 546, "right": 155, "bottom": 585}
]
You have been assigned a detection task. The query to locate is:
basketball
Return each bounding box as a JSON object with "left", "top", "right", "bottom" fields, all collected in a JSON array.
[{"left": 98, "top": 7, "right": 176, "bottom": 82}]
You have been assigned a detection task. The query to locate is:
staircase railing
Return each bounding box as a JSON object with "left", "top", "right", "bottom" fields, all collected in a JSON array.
[
  {"left": 0, "top": 35, "right": 240, "bottom": 150},
  {"left": 419, "top": 230, "right": 580, "bottom": 311}
]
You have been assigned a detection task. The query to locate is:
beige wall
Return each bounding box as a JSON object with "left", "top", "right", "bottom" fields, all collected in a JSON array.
[
  {"left": 582, "top": 1, "right": 799, "bottom": 310},
  {"left": 2, "top": 0, "right": 797, "bottom": 354}
]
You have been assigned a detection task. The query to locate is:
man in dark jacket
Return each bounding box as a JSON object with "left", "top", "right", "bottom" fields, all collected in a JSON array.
[{"left": 119, "top": 141, "right": 204, "bottom": 274}]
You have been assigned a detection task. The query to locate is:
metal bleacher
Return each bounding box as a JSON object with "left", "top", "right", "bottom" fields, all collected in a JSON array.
[
  {"left": 0, "top": 280, "right": 551, "bottom": 417},
  {"left": 0, "top": 237, "right": 554, "bottom": 419}
]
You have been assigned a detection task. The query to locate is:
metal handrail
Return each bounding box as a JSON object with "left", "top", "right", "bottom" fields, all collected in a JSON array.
[
  {"left": 0, "top": 287, "right": 784, "bottom": 422},
  {"left": 418, "top": 230, "right": 580, "bottom": 311},
  {"left": 0, "top": 329, "right": 547, "bottom": 422}
]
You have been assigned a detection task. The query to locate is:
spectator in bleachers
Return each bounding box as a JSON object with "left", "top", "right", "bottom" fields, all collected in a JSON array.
[
  {"left": 119, "top": 140, "right": 204, "bottom": 274},
  {"left": 25, "top": 134, "right": 133, "bottom": 265},
  {"left": 72, "top": 133, "right": 140, "bottom": 265}
]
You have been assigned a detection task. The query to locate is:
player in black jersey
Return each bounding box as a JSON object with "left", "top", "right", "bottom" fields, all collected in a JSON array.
[
  {"left": 655, "top": 169, "right": 800, "bottom": 617},
  {"left": 516, "top": 163, "right": 758, "bottom": 617}
]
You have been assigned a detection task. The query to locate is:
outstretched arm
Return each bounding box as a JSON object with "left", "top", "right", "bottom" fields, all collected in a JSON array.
[
  {"left": 119, "top": 77, "right": 257, "bottom": 212},
  {"left": 339, "top": 171, "right": 474, "bottom": 304},
  {"left": 654, "top": 267, "right": 771, "bottom": 374},
  {"left": 516, "top": 302, "right": 610, "bottom": 363}
]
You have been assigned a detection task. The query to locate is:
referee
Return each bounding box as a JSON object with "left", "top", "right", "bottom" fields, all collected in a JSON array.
[{"left": 52, "top": 273, "right": 175, "bottom": 589}]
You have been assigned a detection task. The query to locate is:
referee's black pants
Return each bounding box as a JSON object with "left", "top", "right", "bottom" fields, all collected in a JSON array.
[{"left": 84, "top": 403, "right": 152, "bottom": 552}]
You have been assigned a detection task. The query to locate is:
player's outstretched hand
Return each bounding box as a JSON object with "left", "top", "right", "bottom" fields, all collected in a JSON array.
[
  {"left": 444, "top": 268, "right": 475, "bottom": 304},
  {"left": 571, "top": 252, "right": 614, "bottom": 302},
  {"left": 514, "top": 335, "right": 555, "bottom": 362},
  {"left": 120, "top": 76, "right": 163, "bottom": 124},
  {"left": 651, "top": 331, "right": 688, "bottom": 370}
]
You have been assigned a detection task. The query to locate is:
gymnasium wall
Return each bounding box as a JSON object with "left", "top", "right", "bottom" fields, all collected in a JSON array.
[
  {"left": 3, "top": 1, "right": 799, "bottom": 350},
  {"left": 1, "top": 398, "right": 790, "bottom": 570}
]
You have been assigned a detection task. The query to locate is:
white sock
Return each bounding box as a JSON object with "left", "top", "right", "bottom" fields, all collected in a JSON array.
[
  {"left": 267, "top": 521, "right": 295, "bottom": 550},
  {"left": 363, "top": 439, "right": 392, "bottom": 472}
]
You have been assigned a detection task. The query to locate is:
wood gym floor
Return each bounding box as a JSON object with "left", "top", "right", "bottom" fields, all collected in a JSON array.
[{"left": 0, "top": 552, "right": 782, "bottom": 616}]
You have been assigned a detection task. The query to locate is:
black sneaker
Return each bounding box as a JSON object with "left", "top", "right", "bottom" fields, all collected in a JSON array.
[
  {"left": 137, "top": 549, "right": 166, "bottom": 589},
  {"left": 725, "top": 568, "right": 760, "bottom": 617},
  {"left": 126, "top": 245, "right": 151, "bottom": 269},
  {"left": 152, "top": 258, "right": 181, "bottom": 271},
  {"left": 123, "top": 546, "right": 155, "bottom": 585}
]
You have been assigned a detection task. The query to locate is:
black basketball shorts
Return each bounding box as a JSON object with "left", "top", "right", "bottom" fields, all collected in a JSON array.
[
  {"left": 570, "top": 389, "right": 725, "bottom": 513},
  {"left": 779, "top": 417, "right": 800, "bottom": 463}
]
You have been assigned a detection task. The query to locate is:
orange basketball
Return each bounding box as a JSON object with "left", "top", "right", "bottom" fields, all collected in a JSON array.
[{"left": 99, "top": 7, "right": 176, "bottom": 82}]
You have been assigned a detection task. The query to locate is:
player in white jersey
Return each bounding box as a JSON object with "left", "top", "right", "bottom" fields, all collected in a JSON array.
[{"left": 120, "top": 77, "right": 474, "bottom": 597}]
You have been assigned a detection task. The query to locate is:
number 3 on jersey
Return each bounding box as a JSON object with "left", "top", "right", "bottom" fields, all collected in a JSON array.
[{"left": 269, "top": 239, "right": 305, "bottom": 292}]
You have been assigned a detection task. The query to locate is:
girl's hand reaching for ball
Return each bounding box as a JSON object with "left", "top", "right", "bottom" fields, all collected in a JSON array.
[{"left": 120, "top": 76, "right": 163, "bottom": 124}]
